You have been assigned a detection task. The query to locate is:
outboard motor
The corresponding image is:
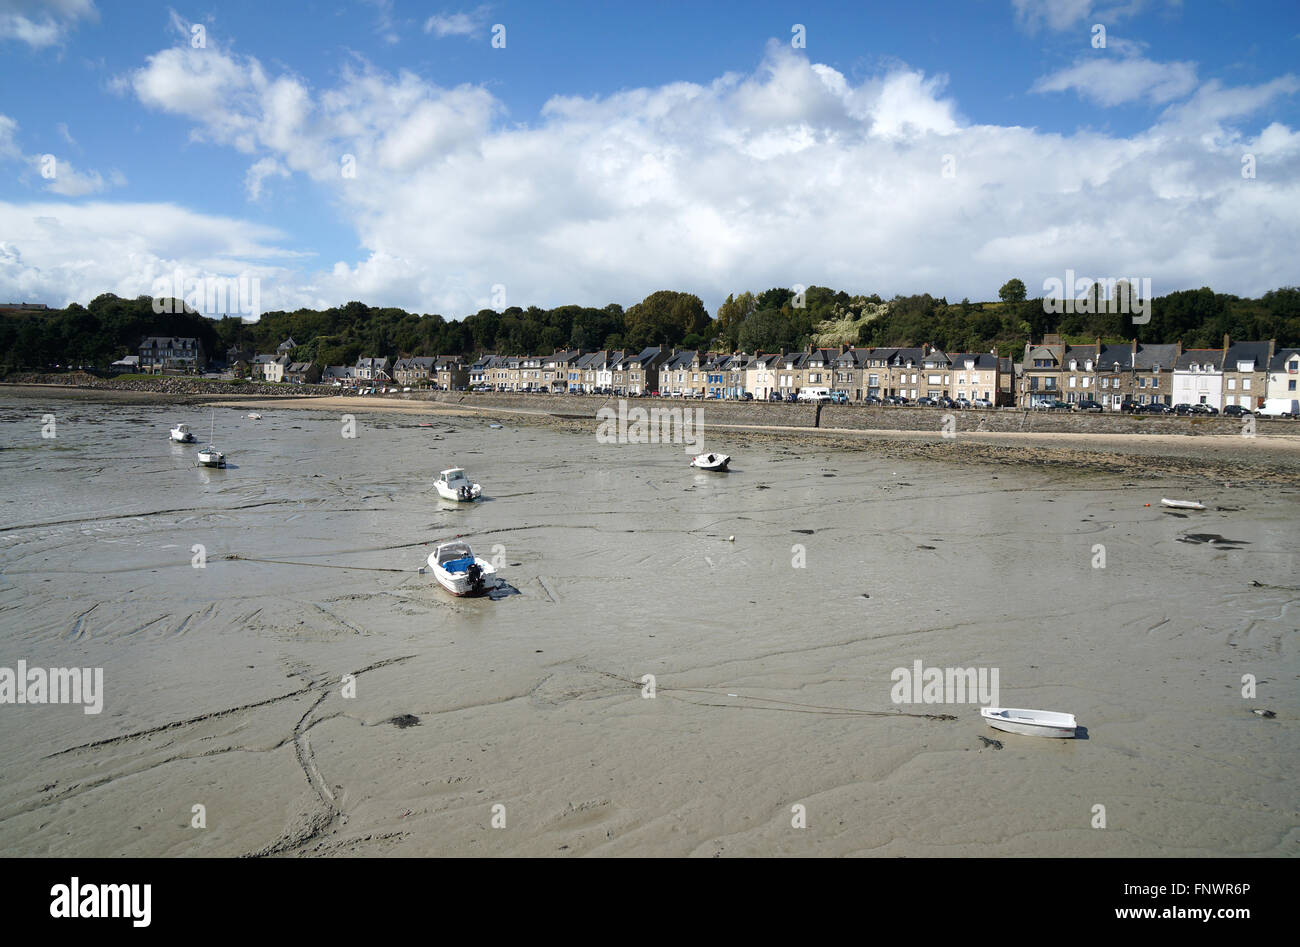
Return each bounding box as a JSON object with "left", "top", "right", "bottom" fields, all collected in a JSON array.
[
  {"left": 466, "top": 561, "right": 483, "bottom": 594},
  {"left": 459, "top": 484, "right": 472, "bottom": 501}
]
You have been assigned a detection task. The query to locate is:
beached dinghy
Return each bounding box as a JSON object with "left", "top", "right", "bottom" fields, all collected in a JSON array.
[
  {"left": 427, "top": 541, "right": 497, "bottom": 596},
  {"left": 170, "top": 423, "right": 195, "bottom": 443},
  {"left": 981, "top": 707, "right": 1077, "bottom": 739},
  {"left": 1161, "top": 498, "right": 1206, "bottom": 510},
  {"left": 690, "top": 452, "right": 731, "bottom": 471},
  {"left": 247, "top": 412, "right": 263, "bottom": 420},
  {"left": 434, "top": 468, "right": 482, "bottom": 501}
]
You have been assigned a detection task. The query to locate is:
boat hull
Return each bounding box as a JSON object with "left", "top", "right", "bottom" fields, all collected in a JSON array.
[
  {"left": 427, "top": 552, "right": 496, "bottom": 596},
  {"left": 196, "top": 452, "right": 226, "bottom": 468},
  {"left": 1161, "top": 498, "right": 1205, "bottom": 510},
  {"left": 690, "top": 453, "right": 731, "bottom": 471},
  {"left": 435, "top": 484, "right": 482, "bottom": 501},
  {"left": 981, "top": 707, "right": 1077, "bottom": 738}
]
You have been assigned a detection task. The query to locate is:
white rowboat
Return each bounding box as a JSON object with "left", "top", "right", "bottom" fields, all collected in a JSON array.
[
  {"left": 980, "top": 707, "right": 1078, "bottom": 739},
  {"left": 1161, "top": 498, "right": 1206, "bottom": 510},
  {"left": 427, "top": 542, "right": 497, "bottom": 596},
  {"left": 690, "top": 452, "right": 731, "bottom": 471}
]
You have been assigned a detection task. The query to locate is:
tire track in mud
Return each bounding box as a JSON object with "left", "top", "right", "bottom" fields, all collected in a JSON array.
[{"left": 7, "top": 656, "right": 416, "bottom": 851}]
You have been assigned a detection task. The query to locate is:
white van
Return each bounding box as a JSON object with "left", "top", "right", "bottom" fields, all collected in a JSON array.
[
  {"left": 796, "top": 387, "right": 832, "bottom": 403},
  {"left": 1257, "top": 398, "right": 1299, "bottom": 418}
]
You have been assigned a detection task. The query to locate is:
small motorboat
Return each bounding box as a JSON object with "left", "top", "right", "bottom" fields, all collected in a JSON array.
[
  {"left": 427, "top": 541, "right": 497, "bottom": 596},
  {"left": 434, "top": 468, "right": 482, "bottom": 502},
  {"left": 1161, "top": 498, "right": 1205, "bottom": 510},
  {"left": 690, "top": 452, "right": 731, "bottom": 471},
  {"left": 981, "top": 707, "right": 1078, "bottom": 739},
  {"left": 170, "top": 423, "right": 195, "bottom": 443}
]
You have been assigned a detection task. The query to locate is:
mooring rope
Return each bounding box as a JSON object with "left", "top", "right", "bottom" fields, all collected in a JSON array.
[
  {"left": 581, "top": 667, "right": 957, "bottom": 721},
  {"left": 222, "top": 554, "right": 412, "bottom": 573}
]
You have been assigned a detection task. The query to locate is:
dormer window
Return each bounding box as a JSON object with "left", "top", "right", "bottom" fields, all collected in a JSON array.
[{"left": 1084, "top": 360, "right": 1093, "bottom": 371}]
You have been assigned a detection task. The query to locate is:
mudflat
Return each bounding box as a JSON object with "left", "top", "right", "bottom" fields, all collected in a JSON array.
[{"left": 0, "top": 392, "right": 1295, "bottom": 856}]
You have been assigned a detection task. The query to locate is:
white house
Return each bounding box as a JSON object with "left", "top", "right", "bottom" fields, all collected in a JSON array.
[{"left": 1172, "top": 350, "right": 1223, "bottom": 409}]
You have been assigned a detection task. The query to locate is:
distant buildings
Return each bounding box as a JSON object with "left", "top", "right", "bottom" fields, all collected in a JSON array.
[{"left": 138, "top": 337, "right": 207, "bottom": 374}]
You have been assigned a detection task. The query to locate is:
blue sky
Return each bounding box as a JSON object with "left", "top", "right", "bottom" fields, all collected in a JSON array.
[{"left": 1, "top": 0, "right": 1298, "bottom": 318}]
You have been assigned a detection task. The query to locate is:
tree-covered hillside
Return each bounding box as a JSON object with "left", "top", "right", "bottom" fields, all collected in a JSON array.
[{"left": 2, "top": 283, "right": 1297, "bottom": 373}]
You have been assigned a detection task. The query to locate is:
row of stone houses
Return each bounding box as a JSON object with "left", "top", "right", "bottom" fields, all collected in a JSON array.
[
  {"left": 462, "top": 345, "right": 1016, "bottom": 403},
  {"left": 1019, "top": 335, "right": 1296, "bottom": 410}
]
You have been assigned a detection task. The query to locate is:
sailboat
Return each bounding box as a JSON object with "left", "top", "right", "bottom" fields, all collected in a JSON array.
[{"left": 196, "top": 411, "right": 227, "bottom": 468}]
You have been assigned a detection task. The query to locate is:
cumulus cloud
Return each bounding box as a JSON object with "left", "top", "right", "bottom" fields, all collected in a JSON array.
[
  {"left": 5, "top": 36, "right": 1298, "bottom": 315},
  {"left": 0, "top": 0, "right": 97, "bottom": 48}
]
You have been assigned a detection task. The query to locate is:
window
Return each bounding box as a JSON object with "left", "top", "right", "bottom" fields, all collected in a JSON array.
[
  {"left": 1227, "top": 378, "right": 1236, "bottom": 389},
  {"left": 1243, "top": 379, "right": 1251, "bottom": 390}
]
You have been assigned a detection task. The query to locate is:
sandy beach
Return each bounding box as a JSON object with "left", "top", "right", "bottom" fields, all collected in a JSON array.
[{"left": 0, "top": 391, "right": 1296, "bottom": 856}]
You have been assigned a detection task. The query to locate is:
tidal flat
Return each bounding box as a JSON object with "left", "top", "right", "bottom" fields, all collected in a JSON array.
[{"left": 0, "top": 393, "right": 1296, "bottom": 856}]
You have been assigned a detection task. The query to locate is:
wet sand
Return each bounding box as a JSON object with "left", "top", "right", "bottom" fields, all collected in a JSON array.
[{"left": 0, "top": 393, "right": 1296, "bottom": 856}]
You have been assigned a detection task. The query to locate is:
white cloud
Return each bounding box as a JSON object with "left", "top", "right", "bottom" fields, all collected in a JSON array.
[
  {"left": 0, "top": 113, "right": 121, "bottom": 196},
  {"left": 0, "top": 0, "right": 96, "bottom": 48},
  {"left": 1011, "top": 0, "right": 1174, "bottom": 33},
  {"left": 5, "top": 39, "right": 1299, "bottom": 315},
  {"left": 0, "top": 200, "right": 306, "bottom": 309},
  {"left": 1033, "top": 55, "right": 1198, "bottom": 106},
  {"left": 244, "top": 157, "right": 288, "bottom": 201},
  {"left": 424, "top": 6, "right": 489, "bottom": 38}
]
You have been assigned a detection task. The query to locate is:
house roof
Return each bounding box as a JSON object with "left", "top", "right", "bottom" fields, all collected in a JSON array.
[
  {"left": 1269, "top": 348, "right": 1300, "bottom": 371},
  {"left": 664, "top": 350, "right": 698, "bottom": 370},
  {"left": 1174, "top": 349, "right": 1224, "bottom": 370},
  {"left": 1224, "top": 341, "right": 1270, "bottom": 370}
]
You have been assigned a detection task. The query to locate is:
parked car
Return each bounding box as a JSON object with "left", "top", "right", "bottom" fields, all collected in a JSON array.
[
  {"left": 1188, "top": 403, "right": 1217, "bottom": 415},
  {"left": 1138, "top": 402, "right": 1173, "bottom": 414},
  {"left": 1222, "top": 404, "right": 1253, "bottom": 417},
  {"left": 972, "top": 398, "right": 993, "bottom": 408},
  {"left": 953, "top": 398, "right": 971, "bottom": 409},
  {"left": 1074, "top": 399, "right": 1102, "bottom": 412},
  {"left": 768, "top": 392, "right": 784, "bottom": 402},
  {"left": 916, "top": 397, "right": 938, "bottom": 407},
  {"left": 784, "top": 392, "right": 798, "bottom": 403},
  {"left": 740, "top": 391, "right": 754, "bottom": 401},
  {"left": 1033, "top": 399, "right": 1070, "bottom": 411},
  {"left": 828, "top": 391, "right": 848, "bottom": 404},
  {"left": 864, "top": 395, "right": 883, "bottom": 406},
  {"left": 1172, "top": 403, "right": 1193, "bottom": 415}
]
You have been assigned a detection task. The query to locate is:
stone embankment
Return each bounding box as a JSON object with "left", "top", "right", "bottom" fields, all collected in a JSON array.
[{"left": 2, "top": 372, "right": 335, "bottom": 398}]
